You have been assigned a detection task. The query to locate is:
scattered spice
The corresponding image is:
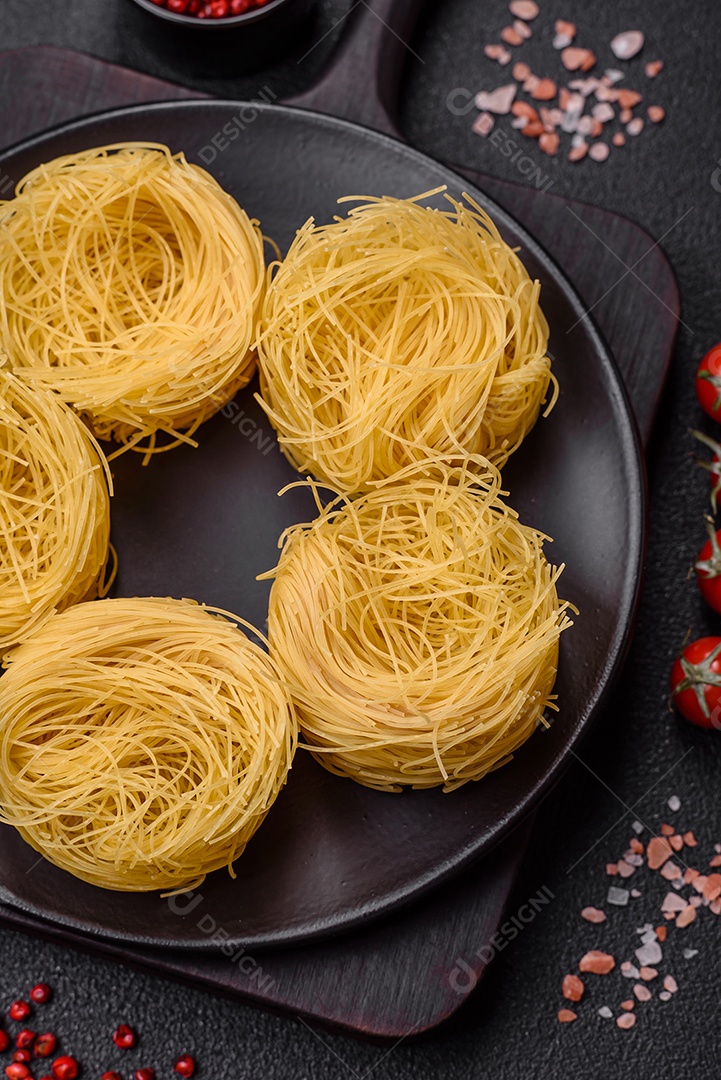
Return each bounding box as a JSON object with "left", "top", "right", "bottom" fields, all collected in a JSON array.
[
  {"left": 470, "top": 6, "right": 664, "bottom": 162},
  {"left": 174, "top": 1056, "right": 196, "bottom": 1078},
  {"left": 579, "top": 951, "right": 615, "bottom": 975},
  {"left": 562, "top": 974, "right": 585, "bottom": 1002},
  {"left": 148, "top": 0, "right": 273, "bottom": 17},
  {"left": 7, "top": 1007, "right": 30, "bottom": 1025},
  {"left": 581, "top": 907, "right": 607, "bottom": 923},
  {"left": 28, "top": 987, "right": 52, "bottom": 1006},
  {"left": 112, "top": 1025, "right": 137, "bottom": 1051}
]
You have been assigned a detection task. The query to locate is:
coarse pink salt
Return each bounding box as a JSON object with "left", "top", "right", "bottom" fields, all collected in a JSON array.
[
  {"left": 611, "top": 30, "right": 645, "bottom": 60},
  {"left": 472, "top": 113, "right": 495, "bottom": 136},
  {"left": 509, "top": 0, "right": 539, "bottom": 19},
  {"left": 579, "top": 951, "right": 615, "bottom": 974},
  {"left": 645, "top": 60, "right": 663, "bottom": 77},
  {"left": 639, "top": 967, "right": 658, "bottom": 981},
  {"left": 562, "top": 974, "right": 584, "bottom": 1002},
  {"left": 558, "top": 1008, "right": 577, "bottom": 1023},
  {"left": 617, "top": 1013, "right": 636, "bottom": 1029},
  {"left": 675, "top": 905, "right": 697, "bottom": 929},
  {"left": 581, "top": 907, "right": 607, "bottom": 923},
  {"left": 633, "top": 984, "right": 652, "bottom": 1002},
  {"left": 647, "top": 106, "right": 665, "bottom": 124},
  {"left": 663, "top": 975, "right": 678, "bottom": 993},
  {"left": 647, "top": 837, "right": 672, "bottom": 870},
  {"left": 588, "top": 143, "right": 610, "bottom": 162}
]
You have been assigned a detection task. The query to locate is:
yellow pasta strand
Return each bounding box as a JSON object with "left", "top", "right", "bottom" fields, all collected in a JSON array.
[
  {"left": 0, "top": 370, "right": 113, "bottom": 651},
  {"left": 0, "top": 143, "right": 265, "bottom": 461},
  {"left": 263, "top": 463, "right": 571, "bottom": 791},
  {"left": 256, "top": 191, "right": 552, "bottom": 494},
  {"left": 0, "top": 597, "right": 297, "bottom": 892}
]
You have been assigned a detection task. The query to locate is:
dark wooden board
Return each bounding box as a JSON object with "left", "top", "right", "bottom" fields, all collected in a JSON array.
[{"left": 0, "top": 32, "right": 678, "bottom": 1038}]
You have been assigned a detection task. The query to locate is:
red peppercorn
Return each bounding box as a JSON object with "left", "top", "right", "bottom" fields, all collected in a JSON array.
[
  {"left": 29, "top": 984, "right": 52, "bottom": 1005},
  {"left": 0, "top": 1032, "right": 9, "bottom": 1052},
  {"left": 11, "top": 1054, "right": 30, "bottom": 1065},
  {"left": 174, "top": 1056, "right": 195, "bottom": 1078},
  {"left": 8, "top": 1003, "right": 31, "bottom": 1023},
  {"left": 4, "top": 1065, "right": 30, "bottom": 1080},
  {"left": 134, "top": 1071, "right": 156, "bottom": 1080},
  {"left": 51, "top": 1058, "right": 79, "bottom": 1080},
  {"left": 35, "top": 1033, "right": 58, "bottom": 1058},
  {"left": 112, "top": 1024, "right": 136, "bottom": 1050},
  {"left": 15, "top": 1031, "right": 35, "bottom": 1050}
]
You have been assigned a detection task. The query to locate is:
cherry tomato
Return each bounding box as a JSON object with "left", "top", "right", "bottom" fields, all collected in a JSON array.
[
  {"left": 691, "top": 429, "right": 721, "bottom": 511},
  {"left": 695, "top": 517, "right": 721, "bottom": 613},
  {"left": 670, "top": 636, "right": 721, "bottom": 728},
  {"left": 696, "top": 344, "right": 721, "bottom": 420}
]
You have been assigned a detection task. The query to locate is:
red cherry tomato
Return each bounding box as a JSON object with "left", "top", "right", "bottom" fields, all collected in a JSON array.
[
  {"left": 695, "top": 517, "right": 721, "bottom": 613},
  {"left": 696, "top": 344, "right": 721, "bottom": 420},
  {"left": 670, "top": 636, "right": 721, "bottom": 728},
  {"left": 691, "top": 429, "right": 721, "bottom": 511}
]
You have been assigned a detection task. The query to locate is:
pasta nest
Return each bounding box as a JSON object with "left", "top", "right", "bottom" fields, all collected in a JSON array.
[
  {"left": 0, "top": 598, "right": 297, "bottom": 892},
  {"left": 257, "top": 192, "right": 553, "bottom": 494},
  {"left": 265, "top": 464, "right": 571, "bottom": 791},
  {"left": 0, "top": 143, "right": 265, "bottom": 459},
  {"left": 0, "top": 371, "right": 113, "bottom": 651}
]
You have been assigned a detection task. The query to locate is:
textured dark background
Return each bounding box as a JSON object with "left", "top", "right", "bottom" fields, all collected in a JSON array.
[{"left": 0, "top": 1, "right": 720, "bottom": 1077}]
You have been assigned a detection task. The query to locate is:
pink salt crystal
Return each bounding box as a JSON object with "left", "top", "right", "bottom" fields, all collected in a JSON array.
[
  {"left": 568, "top": 142, "right": 588, "bottom": 162},
  {"left": 509, "top": 0, "right": 539, "bottom": 19},
  {"left": 617, "top": 860, "right": 636, "bottom": 878},
  {"left": 702, "top": 873, "right": 721, "bottom": 901},
  {"left": 663, "top": 975, "right": 678, "bottom": 993},
  {"left": 605, "top": 68, "right": 624, "bottom": 84},
  {"left": 569, "top": 78, "right": 600, "bottom": 95},
  {"left": 617, "top": 1013, "right": 636, "bottom": 1030},
  {"left": 472, "top": 112, "right": 496, "bottom": 137},
  {"left": 576, "top": 115, "right": 595, "bottom": 135},
  {"left": 579, "top": 951, "right": 616, "bottom": 974},
  {"left": 692, "top": 876, "right": 708, "bottom": 894},
  {"left": 685, "top": 833, "right": 698, "bottom": 848},
  {"left": 645, "top": 60, "right": 664, "bottom": 78},
  {"left": 626, "top": 117, "right": 644, "bottom": 136},
  {"left": 684, "top": 868, "right": 699, "bottom": 884},
  {"left": 513, "top": 61, "right": 531, "bottom": 81},
  {"left": 593, "top": 102, "right": 615, "bottom": 123},
  {"left": 531, "top": 78, "right": 558, "bottom": 100},
  {"left": 611, "top": 30, "right": 645, "bottom": 60},
  {"left": 501, "top": 26, "right": 524, "bottom": 46},
  {"left": 538, "top": 132, "right": 559, "bottom": 155},
  {"left": 484, "top": 44, "right": 512, "bottom": 65},
  {"left": 676, "top": 905, "right": 697, "bottom": 928},
  {"left": 647, "top": 106, "right": 665, "bottom": 124},
  {"left": 633, "top": 983, "right": 652, "bottom": 1002},
  {"left": 553, "top": 33, "right": 573, "bottom": 50},
  {"left": 511, "top": 116, "right": 529, "bottom": 129},
  {"left": 709, "top": 855, "right": 721, "bottom": 868},
  {"left": 524, "top": 74, "right": 541, "bottom": 92},
  {"left": 661, "top": 892, "right": 687, "bottom": 913},
  {"left": 639, "top": 967, "right": 658, "bottom": 981},
  {"left": 669, "top": 835, "right": 683, "bottom": 852},
  {"left": 474, "top": 84, "right": 517, "bottom": 114},
  {"left": 710, "top": 900, "right": 721, "bottom": 915},
  {"left": 660, "top": 861, "right": 681, "bottom": 881},
  {"left": 562, "top": 47, "right": 597, "bottom": 72},
  {"left": 513, "top": 19, "right": 532, "bottom": 40},
  {"left": 620, "top": 107, "right": 633, "bottom": 123},
  {"left": 689, "top": 895, "right": 703, "bottom": 908},
  {"left": 659, "top": 990, "right": 672, "bottom": 1002},
  {"left": 588, "top": 142, "right": 610, "bottom": 162},
  {"left": 581, "top": 907, "right": 607, "bottom": 924},
  {"left": 612, "top": 132, "right": 626, "bottom": 147},
  {"left": 555, "top": 19, "right": 577, "bottom": 38},
  {"left": 647, "top": 837, "right": 673, "bottom": 870}
]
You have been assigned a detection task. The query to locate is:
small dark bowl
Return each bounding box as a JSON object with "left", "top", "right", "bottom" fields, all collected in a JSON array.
[{"left": 125, "top": 0, "right": 317, "bottom": 75}]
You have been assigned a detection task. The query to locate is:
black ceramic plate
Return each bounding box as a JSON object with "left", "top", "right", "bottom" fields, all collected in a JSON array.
[{"left": 0, "top": 101, "right": 644, "bottom": 949}]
